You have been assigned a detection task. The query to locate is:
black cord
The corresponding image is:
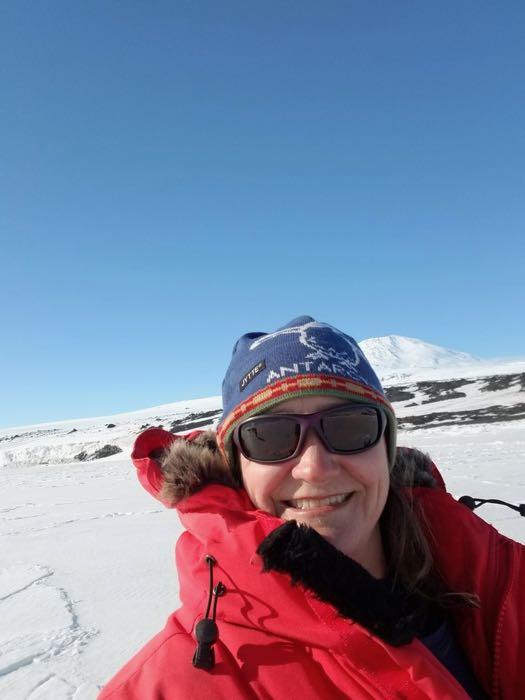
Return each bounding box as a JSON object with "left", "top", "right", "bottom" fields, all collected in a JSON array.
[
  {"left": 204, "top": 555, "right": 216, "bottom": 619},
  {"left": 459, "top": 495, "right": 525, "bottom": 516}
]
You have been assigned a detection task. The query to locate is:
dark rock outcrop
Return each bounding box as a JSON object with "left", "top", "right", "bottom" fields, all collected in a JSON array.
[
  {"left": 170, "top": 409, "right": 222, "bottom": 434},
  {"left": 91, "top": 444, "right": 122, "bottom": 460}
]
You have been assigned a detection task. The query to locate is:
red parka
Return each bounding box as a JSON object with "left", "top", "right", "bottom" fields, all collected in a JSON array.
[{"left": 99, "top": 429, "right": 525, "bottom": 699}]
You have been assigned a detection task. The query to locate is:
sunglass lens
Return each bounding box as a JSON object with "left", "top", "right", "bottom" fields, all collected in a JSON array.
[
  {"left": 322, "top": 407, "right": 380, "bottom": 452},
  {"left": 238, "top": 417, "right": 300, "bottom": 462}
]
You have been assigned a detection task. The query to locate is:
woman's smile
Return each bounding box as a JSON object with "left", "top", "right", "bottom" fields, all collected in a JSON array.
[{"left": 280, "top": 491, "right": 354, "bottom": 514}]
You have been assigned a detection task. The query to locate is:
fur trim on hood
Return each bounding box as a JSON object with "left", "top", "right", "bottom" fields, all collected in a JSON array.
[
  {"left": 392, "top": 447, "right": 438, "bottom": 489},
  {"left": 158, "top": 431, "right": 439, "bottom": 506},
  {"left": 158, "top": 431, "right": 237, "bottom": 504}
]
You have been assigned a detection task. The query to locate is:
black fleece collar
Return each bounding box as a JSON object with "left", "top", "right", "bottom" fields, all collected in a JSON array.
[{"left": 257, "top": 520, "right": 439, "bottom": 646}]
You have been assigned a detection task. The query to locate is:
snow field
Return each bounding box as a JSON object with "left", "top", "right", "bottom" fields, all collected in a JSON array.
[{"left": 1, "top": 420, "right": 524, "bottom": 699}]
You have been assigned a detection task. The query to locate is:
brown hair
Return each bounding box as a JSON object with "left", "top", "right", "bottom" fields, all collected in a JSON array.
[{"left": 381, "top": 462, "right": 480, "bottom": 610}]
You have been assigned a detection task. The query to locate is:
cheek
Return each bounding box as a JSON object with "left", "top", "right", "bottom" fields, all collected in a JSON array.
[
  {"left": 363, "top": 464, "right": 389, "bottom": 492},
  {"left": 370, "top": 463, "right": 390, "bottom": 512},
  {"left": 240, "top": 459, "right": 285, "bottom": 513},
  {"left": 342, "top": 442, "right": 390, "bottom": 492}
]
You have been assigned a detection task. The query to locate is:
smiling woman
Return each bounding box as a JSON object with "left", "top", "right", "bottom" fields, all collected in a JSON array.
[{"left": 99, "top": 316, "right": 525, "bottom": 700}]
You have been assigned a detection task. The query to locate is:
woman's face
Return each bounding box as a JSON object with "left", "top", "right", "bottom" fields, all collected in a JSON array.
[{"left": 238, "top": 395, "right": 390, "bottom": 578}]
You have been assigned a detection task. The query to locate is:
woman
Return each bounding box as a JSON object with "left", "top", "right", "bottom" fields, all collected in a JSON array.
[{"left": 99, "top": 316, "right": 524, "bottom": 699}]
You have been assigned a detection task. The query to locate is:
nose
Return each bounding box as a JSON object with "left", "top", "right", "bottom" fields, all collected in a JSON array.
[{"left": 290, "top": 428, "right": 341, "bottom": 483}]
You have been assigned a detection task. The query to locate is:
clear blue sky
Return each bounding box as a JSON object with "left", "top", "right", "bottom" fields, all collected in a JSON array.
[{"left": 2, "top": 2, "right": 524, "bottom": 428}]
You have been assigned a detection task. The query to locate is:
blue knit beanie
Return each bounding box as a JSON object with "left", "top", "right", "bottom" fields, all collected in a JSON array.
[{"left": 217, "top": 316, "right": 396, "bottom": 471}]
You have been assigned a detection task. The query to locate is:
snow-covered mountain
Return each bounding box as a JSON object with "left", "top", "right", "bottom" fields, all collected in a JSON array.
[{"left": 359, "top": 335, "right": 479, "bottom": 383}]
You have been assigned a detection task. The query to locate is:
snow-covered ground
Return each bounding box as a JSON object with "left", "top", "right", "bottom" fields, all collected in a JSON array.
[
  {"left": 2, "top": 423, "right": 524, "bottom": 700},
  {"left": 1, "top": 338, "right": 524, "bottom": 699}
]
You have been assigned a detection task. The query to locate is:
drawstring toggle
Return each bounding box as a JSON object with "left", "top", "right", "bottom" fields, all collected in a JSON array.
[{"left": 192, "top": 556, "right": 226, "bottom": 670}]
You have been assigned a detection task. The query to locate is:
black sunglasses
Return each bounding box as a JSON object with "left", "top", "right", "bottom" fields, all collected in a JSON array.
[{"left": 232, "top": 403, "right": 386, "bottom": 464}]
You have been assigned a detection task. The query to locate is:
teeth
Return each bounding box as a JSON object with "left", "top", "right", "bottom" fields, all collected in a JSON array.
[{"left": 288, "top": 493, "right": 351, "bottom": 510}]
